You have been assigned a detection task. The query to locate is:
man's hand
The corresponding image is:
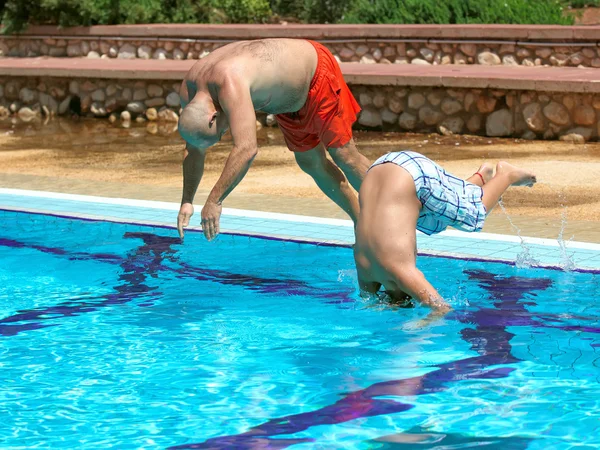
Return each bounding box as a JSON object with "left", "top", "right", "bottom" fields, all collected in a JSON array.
[
  {"left": 201, "top": 201, "right": 222, "bottom": 241},
  {"left": 177, "top": 203, "right": 194, "bottom": 239}
]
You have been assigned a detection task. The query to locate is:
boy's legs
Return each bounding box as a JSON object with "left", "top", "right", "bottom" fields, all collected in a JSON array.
[
  {"left": 466, "top": 162, "right": 494, "bottom": 187},
  {"left": 481, "top": 161, "right": 536, "bottom": 213},
  {"left": 357, "top": 163, "right": 448, "bottom": 312}
]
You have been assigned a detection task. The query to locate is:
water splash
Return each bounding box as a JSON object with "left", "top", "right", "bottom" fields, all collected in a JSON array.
[
  {"left": 497, "top": 199, "right": 540, "bottom": 268},
  {"left": 337, "top": 269, "right": 357, "bottom": 284},
  {"left": 556, "top": 191, "right": 576, "bottom": 271}
]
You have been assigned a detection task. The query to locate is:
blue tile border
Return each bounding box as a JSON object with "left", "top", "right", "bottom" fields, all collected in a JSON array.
[{"left": 1, "top": 188, "right": 600, "bottom": 273}]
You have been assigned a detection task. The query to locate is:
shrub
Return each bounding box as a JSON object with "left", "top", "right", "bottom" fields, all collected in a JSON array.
[
  {"left": 343, "top": 0, "right": 574, "bottom": 25},
  {"left": 0, "top": 0, "right": 579, "bottom": 31},
  {"left": 1, "top": 0, "right": 270, "bottom": 33},
  {"left": 216, "top": 0, "right": 272, "bottom": 23},
  {"left": 270, "top": 0, "right": 350, "bottom": 23},
  {"left": 567, "top": 0, "right": 600, "bottom": 7}
]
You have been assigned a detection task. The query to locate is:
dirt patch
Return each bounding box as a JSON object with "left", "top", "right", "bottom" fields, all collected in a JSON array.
[{"left": 0, "top": 119, "right": 599, "bottom": 238}]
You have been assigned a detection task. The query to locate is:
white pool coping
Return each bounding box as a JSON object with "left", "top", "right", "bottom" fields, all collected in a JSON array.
[{"left": 1, "top": 188, "right": 599, "bottom": 271}]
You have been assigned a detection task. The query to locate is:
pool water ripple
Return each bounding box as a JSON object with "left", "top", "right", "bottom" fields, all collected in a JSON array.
[{"left": 1, "top": 210, "right": 600, "bottom": 448}]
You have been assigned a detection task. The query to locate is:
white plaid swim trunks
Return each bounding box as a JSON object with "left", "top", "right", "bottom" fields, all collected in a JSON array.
[{"left": 369, "top": 151, "right": 487, "bottom": 236}]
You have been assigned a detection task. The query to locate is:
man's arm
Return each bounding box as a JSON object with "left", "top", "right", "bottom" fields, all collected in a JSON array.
[
  {"left": 201, "top": 76, "right": 258, "bottom": 241},
  {"left": 182, "top": 144, "right": 206, "bottom": 205},
  {"left": 177, "top": 143, "right": 206, "bottom": 238}
]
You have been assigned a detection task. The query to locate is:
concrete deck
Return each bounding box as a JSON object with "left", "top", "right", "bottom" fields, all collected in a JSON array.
[
  {"left": 2, "top": 57, "right": 600, "bottom": 93},
  {"left": 12, "top": 24, "right": 600, "bottom": 41}
]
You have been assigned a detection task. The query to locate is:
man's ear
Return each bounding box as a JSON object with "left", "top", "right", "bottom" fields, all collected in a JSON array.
[{"left": 209, "top": 111, "right": 218, "bottom": 128}]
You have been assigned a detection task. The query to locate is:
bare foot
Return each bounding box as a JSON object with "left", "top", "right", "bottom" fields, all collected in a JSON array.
[
  {"left": 496, "top": 161, "right": 537, "bottom": 187},
  {"left": 477, "top": 162, "right": 494, "bottom": 184}
]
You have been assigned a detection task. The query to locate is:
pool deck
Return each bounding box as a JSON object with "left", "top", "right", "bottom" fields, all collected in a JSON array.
[
  {"left": 2, "top": 58, "right": 600, "bottom": 93},
  {"left": 2, "top": 188, "right": 600, "bottom": 272}
]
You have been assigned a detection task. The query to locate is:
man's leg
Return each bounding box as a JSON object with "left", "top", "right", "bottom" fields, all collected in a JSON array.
[
  {"left": 481, "top": 161, "right": 537, "bottom": 213},
  {"left": 327, "top": 139, "right": 371, "bottom": 192},
  {"left": 294, "top": 145, "right": 360, "bottom": 223}
]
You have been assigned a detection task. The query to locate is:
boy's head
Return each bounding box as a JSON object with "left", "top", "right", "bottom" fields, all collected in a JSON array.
[{"left": 388, "top": 290, "right": 415, "bottom": 308}]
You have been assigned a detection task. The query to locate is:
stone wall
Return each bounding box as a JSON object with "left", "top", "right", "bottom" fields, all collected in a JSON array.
[
  {"left": 0, "top": 77, "right": 182, "bottom": 125},
  {"left": 1, "top": 76, "right": 598, "bottom": 142},
  {"left": 2, "top": 37, "right": 600, "bottom": 68},
  {"left": 351, "top": 86, "right": 600, "bottom": 142},
  {"left": 330, "top": 42, "right": 600, "bottom": 68}
]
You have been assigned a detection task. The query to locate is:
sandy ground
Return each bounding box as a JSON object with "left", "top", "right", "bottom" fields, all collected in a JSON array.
[{"left": 1, "top": 119, "right": 599, "bottom": 242}]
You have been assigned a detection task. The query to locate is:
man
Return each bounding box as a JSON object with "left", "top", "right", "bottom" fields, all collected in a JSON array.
[
  {"left": 354, "top": 151, "right": 537, "bottom": 318},
  {"left": 176, "top": 38, "right": 371, "bottom": 240}
]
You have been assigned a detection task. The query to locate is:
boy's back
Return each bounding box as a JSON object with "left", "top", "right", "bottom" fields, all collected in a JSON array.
[{"left": 354, "top": 162, "right": 423, "bottom": 296}]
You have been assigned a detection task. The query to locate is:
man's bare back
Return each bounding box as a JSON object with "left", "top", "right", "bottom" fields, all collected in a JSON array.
[
  {"left": 176, "top": 38, "right": 370, "bottom": 243},
  {"left": 180, "top": 39, "right": 318, "bottom": 115}
]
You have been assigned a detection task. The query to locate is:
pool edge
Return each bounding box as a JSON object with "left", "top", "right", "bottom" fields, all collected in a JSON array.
[{"left": 1, "top": 188, "right": 599, "bottom": 273}]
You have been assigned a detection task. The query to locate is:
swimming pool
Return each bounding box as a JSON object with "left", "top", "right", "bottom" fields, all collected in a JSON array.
[{"left": 1, "top": 205, "right": 600, "bottom": 449}]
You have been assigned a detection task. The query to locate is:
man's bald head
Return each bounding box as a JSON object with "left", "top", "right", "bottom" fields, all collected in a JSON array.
[{"left": 178, "top": 96, "right": 222, "bottom": 149}]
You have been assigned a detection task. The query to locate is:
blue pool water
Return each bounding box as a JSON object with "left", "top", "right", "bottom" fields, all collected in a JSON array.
[{"left": 1, "top": 209, "right": 599, "bottom": 449}]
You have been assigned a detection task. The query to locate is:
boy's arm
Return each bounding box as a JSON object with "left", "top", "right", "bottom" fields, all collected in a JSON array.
[{"left": 389, "top": 264, "right": 451, "bottom": 315}]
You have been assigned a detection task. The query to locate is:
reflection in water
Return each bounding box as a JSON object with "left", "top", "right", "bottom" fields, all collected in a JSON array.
[
  {"left": 2, "top": 215, "right": 599, "bottom": 447},
  {"left": 170, "top": 270, "right": 553, "bottom": 449},
  {"left": 0, "top": 230, "right": 355, "bottom": 337},
  {"left": 170, "top": 269, "right": 600, "bottom": 449}
]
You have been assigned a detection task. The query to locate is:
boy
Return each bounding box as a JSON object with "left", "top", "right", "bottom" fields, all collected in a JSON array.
[{"left": 354, "top": 151, "right": 537, "bottom": 316}]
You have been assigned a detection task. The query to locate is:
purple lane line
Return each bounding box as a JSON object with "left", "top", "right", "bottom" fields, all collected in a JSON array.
[
  {"left": 168, "top": 270, "right": 552, "bottom": 449},
  {"left": 0, "top": 233, "right": 355, "bottom": 336},
  {"left": 0, "top": 232, "right": 171, "bottom": 336},
  {"left": 4, "top": 207, "right": 600, "bottom": 275},
  {"left": 458, "top": 270, "right": 600, "bottom": 335}
]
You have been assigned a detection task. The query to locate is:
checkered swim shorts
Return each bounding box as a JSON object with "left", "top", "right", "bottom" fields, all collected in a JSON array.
[{"left": 369, "top": 151, "right": 487, "bottom": 236}]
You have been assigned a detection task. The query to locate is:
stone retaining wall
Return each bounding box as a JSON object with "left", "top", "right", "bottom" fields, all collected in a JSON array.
[
  {"left": 2, "top": 76, "right": 598, "bottom": 142},
  {"left": 352, "top": 85, "right": 600, "bottom": 143},
  {"left": 3, "top": 37, "right": 600, "bottom": 68},
  {"left": 0, "top": 77, "right": 182, "bottom": 125}
]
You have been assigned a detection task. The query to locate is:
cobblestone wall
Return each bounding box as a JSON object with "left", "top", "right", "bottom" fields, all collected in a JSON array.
[
  {"left": 351, "top": 86, "right": 600, "bottom": 143},
  {"left": 0, "top": 77, "right": 182, "bottom": 125},
  {"left": 1, "top": 76, "right": 599, "bottom": 142},
  {"left": 2, "top": 37, "right": 600, "bottom": 68}
]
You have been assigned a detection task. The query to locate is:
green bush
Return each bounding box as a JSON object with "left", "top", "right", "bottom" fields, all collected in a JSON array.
[
  {"left": 216, "top": 0, "right": 271, "bottom": 23},
  {"left": 269, "top": 0, "right": 305, "bottom": 19},
  {"left": 269, "top": 0, "right": 350, "bottom": 23},
  {"left": 1, "top": 0, "right": 270, "bottom": 33},
  {"left": 1, "top": 0, "right": 579, "bottom": 32},
  {"left": 343, "top": 0, "right": 574, "bottom": 25},
  {"left": 567, "top": 0, "right": 600, "bottom": 7}
]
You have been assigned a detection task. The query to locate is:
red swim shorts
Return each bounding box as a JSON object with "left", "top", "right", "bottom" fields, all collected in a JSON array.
[{"left": 275, "top": 40, "right": 361, "bottom": 152}]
